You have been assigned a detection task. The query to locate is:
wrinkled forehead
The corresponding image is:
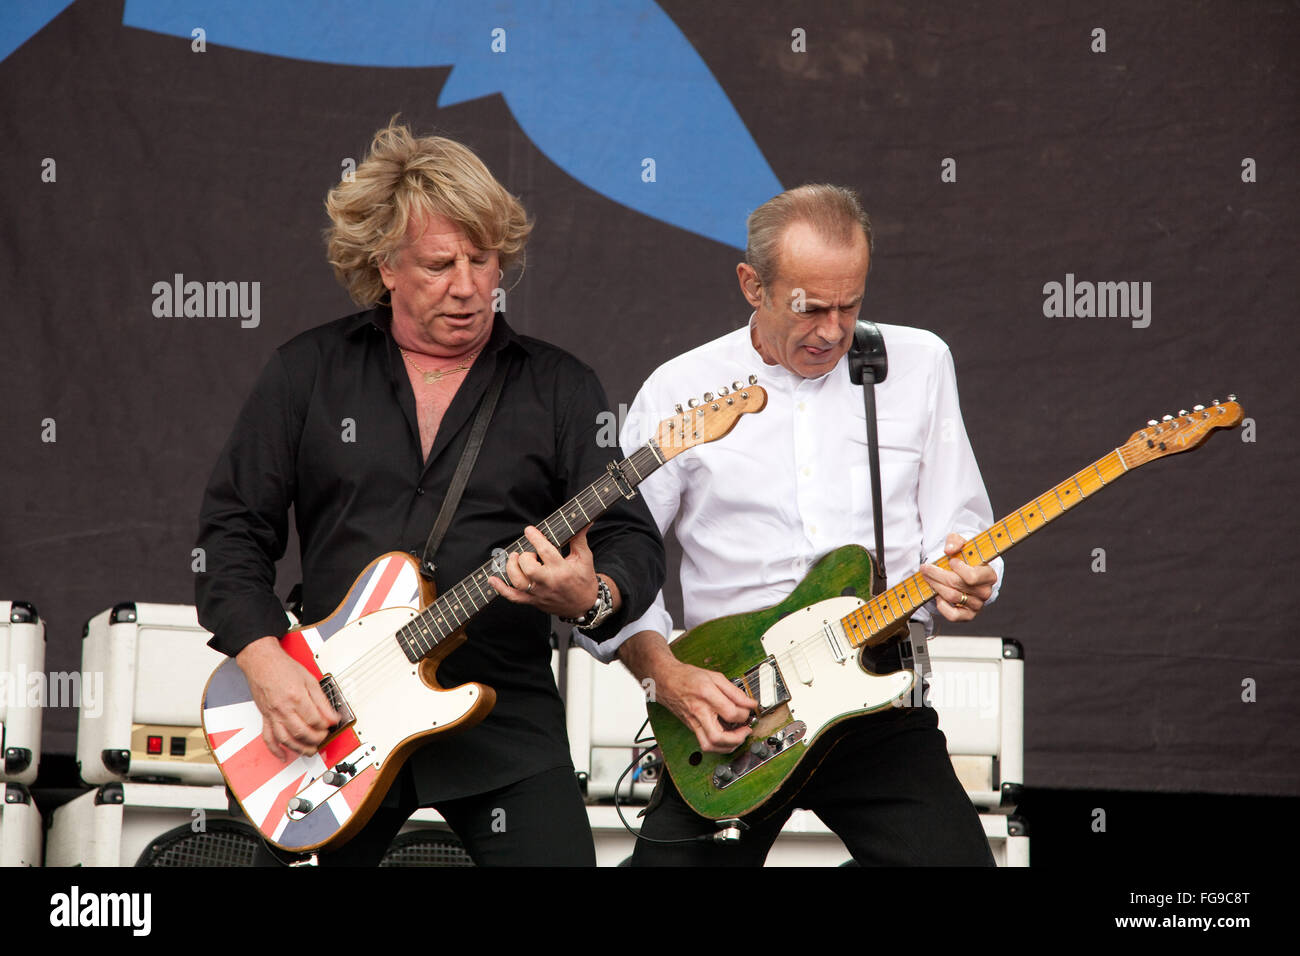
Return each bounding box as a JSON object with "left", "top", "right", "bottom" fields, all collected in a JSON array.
[{"left": 772, "top": 221, "right": 870, "bottom": 293}]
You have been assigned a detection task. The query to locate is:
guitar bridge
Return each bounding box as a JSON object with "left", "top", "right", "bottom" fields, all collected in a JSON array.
[{"left": 711, "top": 722, "right": 806, "bottom": 790}]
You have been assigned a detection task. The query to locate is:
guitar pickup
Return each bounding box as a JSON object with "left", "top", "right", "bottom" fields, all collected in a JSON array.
[
  {"left": 711, "top": 722, "right": 806, "bottom": 790},
  {"left": 731, "top": 656, "right": 790, "bottom": 716},
  {"left": 318, "top": 674, "right": 355, "bottom": 731}
]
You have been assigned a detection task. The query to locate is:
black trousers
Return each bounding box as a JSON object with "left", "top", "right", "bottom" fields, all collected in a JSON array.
[
  {"left": 631, "top": 705, "right": 996, "bottom": 866},
  {"left": 252, "top": 763, "right": 595, "bottom": 866}
]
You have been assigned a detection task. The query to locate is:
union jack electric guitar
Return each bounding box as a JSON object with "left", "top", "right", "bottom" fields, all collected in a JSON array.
[{"left": 201, "top": 380, "right": 767, "bottom": 853}]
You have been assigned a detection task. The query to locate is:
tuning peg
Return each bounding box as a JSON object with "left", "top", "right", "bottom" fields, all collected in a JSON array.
[
  {"left": 748, "top": 374, "right": 758, "bottom": 385},
  {"left": 732, "top": 380, "right": 743, "bottom": 391},
  {"left": 703, "top": 392, "right": 714, "bottom": 402},
  {"left": 719, "top": 385, "right": 729, "bottom": 395},
  {"left": 1161, "top": 414, "right": 1173, "bottom": 421},
  {"left": 1227, "top": 393, "right": 1237, "bottom": 401},
  {"left": 1211, "top": 399, "right": 1220, "bottom": 405},
  {"left": 1193, "top": 404, "right": 1205, "bottom": 411},
  {"left": 674, "top": 403, "right": 683, "bottom": 414},
  {"left": 687, "top": 397, "right": 699, "bottom": 408},
  {"left": 1147, "top": 420, "right": 1158, "bottom": 427}
]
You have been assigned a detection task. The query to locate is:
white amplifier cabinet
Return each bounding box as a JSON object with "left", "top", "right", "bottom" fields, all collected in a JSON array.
[
  {"left": 925, "top": 635, "right": 1024, "bottom": 811},
  {"left": 0, "top": 783, "right": 43, "bottom": 866},
  {"left": 77, "top": 602, "right": 229, "bottom": 785},
  {"left": 983, "top": 813, "right": 1030, "bottom": 867},
  {"left": 564, "top": 643, "right": 662, "bottom": 802},
  {"left": 1, "top": 600, "right": 45, "bottom": 784},
  {"left": 46, "top": 782, "right": 259, "bottom": 867}
]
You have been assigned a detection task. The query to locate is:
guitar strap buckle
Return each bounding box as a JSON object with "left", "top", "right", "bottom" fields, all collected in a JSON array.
[{"left": 606, "top": 461, "right": 638, "bottom": 500}]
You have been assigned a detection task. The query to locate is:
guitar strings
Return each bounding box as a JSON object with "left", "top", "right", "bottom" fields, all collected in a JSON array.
[{"left": 747, "top": 440, "right": 1145, "bottom": 690}]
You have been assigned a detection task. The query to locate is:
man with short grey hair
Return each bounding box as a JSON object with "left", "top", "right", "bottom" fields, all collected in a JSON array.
[{"left": 599, "top": 183, "right": 1002, "bottom": 865}]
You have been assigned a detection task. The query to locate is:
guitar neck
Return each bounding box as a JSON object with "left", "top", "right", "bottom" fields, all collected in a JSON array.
[
  {"left": 837, "top": 397, "right": 1244, "bottom": 647},
  {"left": 841, "top": 446, "right": 1133, "bottom": 648},
  {"left": 395, "top": 442, "right": 666, "bottom": 662}
]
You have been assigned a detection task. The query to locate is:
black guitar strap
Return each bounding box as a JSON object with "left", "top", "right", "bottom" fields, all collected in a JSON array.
[{"left": 419, "top": 355, "right": 512, "bottom": 581}]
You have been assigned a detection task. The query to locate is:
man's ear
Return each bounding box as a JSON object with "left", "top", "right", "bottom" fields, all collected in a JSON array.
[
  {"left": 737, "top": 262, "right": 763, "bottom": 308},
  {"left": 377, "top": 250, "right": 398, "bottom": 290}
]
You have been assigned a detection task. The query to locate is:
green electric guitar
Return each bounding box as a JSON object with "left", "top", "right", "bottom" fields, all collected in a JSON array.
[{"left": 649, "top": 398, "right": 1244, "bottom": 821}]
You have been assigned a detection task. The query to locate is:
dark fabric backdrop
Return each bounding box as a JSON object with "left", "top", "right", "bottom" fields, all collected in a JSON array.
[{"left": 1, "top": 0, "right": 1296, "bottom": 796}]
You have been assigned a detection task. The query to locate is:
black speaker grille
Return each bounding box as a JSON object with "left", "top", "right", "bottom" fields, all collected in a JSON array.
[
  {"left": 135, "top": 820, "right": 261, "bottom": 867},
  {"left": 379, "top": 830, "right": 474, "bottom": 867}
]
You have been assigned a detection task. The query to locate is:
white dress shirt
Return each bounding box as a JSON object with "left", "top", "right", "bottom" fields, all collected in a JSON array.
[{"left": 579, "top": 318, "right": 1001, "bottom": 662}]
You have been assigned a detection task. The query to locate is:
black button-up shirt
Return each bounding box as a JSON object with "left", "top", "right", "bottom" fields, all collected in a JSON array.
[{"left": 195, "top": 308, "right": 665, "bottom": 800}]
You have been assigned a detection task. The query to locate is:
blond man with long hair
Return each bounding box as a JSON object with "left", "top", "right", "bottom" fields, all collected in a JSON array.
[{"left": 196, "top": 121, "right": 663, "bottom": 866}]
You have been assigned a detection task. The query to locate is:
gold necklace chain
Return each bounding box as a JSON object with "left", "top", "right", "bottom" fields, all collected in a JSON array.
[{"left": 399, "top": 348, "right": 479, "bottom": 384}]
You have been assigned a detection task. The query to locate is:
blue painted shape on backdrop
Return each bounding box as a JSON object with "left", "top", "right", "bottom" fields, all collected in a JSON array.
[
  {"left": 0, "top": 0, "right": 77, "bottom": 63},
  {"left": 120, "top": 0, "right": 782, "bottom": 249}
]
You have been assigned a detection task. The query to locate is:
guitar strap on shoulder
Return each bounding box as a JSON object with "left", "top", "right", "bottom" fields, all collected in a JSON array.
[
  {"left": 848, "top": 320, "right": 889, "bottom": 595},
  {"left": 419, "top": 355, "right": 513, "bottom": 581}
]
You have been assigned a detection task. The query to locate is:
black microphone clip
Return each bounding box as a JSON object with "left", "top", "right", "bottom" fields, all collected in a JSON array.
[{"left": 848, "top": 319, "right": 888, "bottom": 386}]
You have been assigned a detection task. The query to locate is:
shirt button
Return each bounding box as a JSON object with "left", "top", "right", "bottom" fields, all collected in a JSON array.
[
  {"left": 809, "top": 525, "right": 818, "bottom": 536},
  {"left": 415, "top": 487, "right": 425, "bottom": 496},
  {"left": 802, "top": 466, "right": 811, "bottom": 477},
  {"left": 797, "top": 402, "right": 806, "bottom": 412}
]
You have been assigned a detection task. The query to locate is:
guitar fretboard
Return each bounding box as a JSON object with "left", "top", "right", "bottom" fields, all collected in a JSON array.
[
  {"left": 395, "top": 443, "right": 664, "bottom": 662},
  {"left": 841, "top": 445, "right": 1138, "bottom": 648}
]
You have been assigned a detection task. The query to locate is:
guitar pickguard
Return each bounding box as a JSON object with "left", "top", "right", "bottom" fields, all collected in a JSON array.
[
  {"left": 706, "top": 596, "right": 914, "bottom": 791},
  {"left": 761, "top": 596, "right": 914, "bottom": 731}
]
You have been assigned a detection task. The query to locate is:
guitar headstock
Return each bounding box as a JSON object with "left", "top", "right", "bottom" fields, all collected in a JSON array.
[
  {"left": 1121, "top": 396, "right": 1244, "bottom": 464},
  {"left": 655, "top": 376, "right": 768, "bottom": 461}
]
